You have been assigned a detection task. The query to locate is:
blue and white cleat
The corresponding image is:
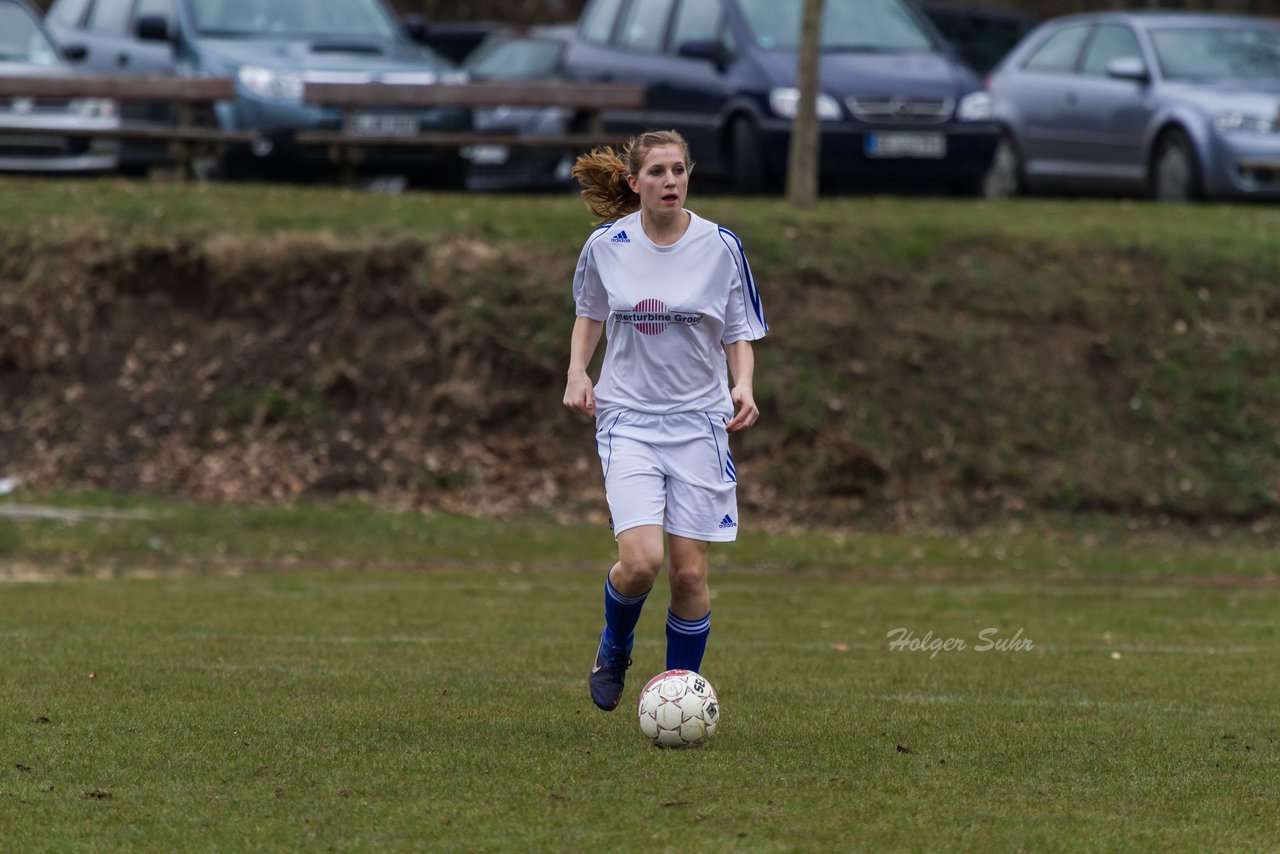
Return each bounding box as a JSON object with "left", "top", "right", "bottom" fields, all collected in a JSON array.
[{"left": 589, "top": 630, "right": 632, "bottom": 711}]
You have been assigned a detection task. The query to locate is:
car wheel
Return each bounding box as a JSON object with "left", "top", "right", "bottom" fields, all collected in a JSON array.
[
  {"left": 982, "top": 136, "right": 1023, "bottom": 199},
  {"left": 729, "top": 116, "right": 767, "bottom": 195},
  {"left": 1152, "top": 129, "right": 1201, "bottom": 202}
]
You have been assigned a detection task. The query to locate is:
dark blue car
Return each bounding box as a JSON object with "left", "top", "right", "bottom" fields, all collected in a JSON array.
[{"left": 562, "top": 0, "right": 1000, "bottom": 194}]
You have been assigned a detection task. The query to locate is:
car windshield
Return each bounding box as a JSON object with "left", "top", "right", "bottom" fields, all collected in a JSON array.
[
  {"left": 464, "top": 37, "right": 564, "bottom": 81},
  {"left": 738, "top": 0, "right": 934, "bottom": 52},
  {"left": 0, "top": 4, "right": 60, "bottom": 65},
  {"left": 185, "top": 0, "right": 397, "bottom": 39},
  {"left": 1151, "top": 26, "right": 1280, "bottom": 82}
]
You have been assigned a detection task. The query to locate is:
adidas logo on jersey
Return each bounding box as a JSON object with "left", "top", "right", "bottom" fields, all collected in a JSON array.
[
  {"left": 610, "top": 230, "right": 631, "bottom": 244},
  {"left": 718, "top": 515, "right": 737, "bottom": 529}
]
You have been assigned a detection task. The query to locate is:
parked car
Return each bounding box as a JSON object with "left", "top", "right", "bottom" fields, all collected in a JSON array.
[
  {"left": 561, "top": 0, "right": 999, "bottom": 194},
  {"left": 461, "top": 25, "right": 578, "bottom": 191},
  {"left": 43, "top": 0, "right": 470, "bottom": 184},
  {"left": 0, "top": 0, "right": 119, "bottom": 173},
  {"left": 985, "top": 11, "right": 1280, "bottom": 202},
  {"left": 920, "top": 4, "right": 1036, "bottom": 74}
]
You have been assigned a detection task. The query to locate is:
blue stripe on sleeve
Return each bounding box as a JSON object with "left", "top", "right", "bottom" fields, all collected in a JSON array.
[{"left": 717, "top": 226, "right": 768, "bottom": 335}]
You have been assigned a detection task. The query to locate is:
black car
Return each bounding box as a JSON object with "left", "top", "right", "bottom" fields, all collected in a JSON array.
[
  {"left": 562, "top": 0, "right": 1000, "bottom": 194},
  {"left": 461, "top": 25, "right": 578, "bottom": 191}
]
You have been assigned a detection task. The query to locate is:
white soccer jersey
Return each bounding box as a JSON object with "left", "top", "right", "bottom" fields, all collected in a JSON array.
[{"left": 573, "top": 210, "right": 767, "bottom": 416}]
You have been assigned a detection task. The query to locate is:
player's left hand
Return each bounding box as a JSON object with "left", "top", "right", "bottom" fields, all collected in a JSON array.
[{"left": 726, "top": 385, "right": 759, "bottom": 432}]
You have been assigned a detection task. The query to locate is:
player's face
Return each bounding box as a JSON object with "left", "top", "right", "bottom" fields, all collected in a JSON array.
[{"left": 628, "top": 145, "right": 689, "bottom": 217}]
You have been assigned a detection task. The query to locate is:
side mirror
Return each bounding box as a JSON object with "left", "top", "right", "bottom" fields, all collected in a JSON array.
[
  {"left": 135, "top": 15, "right": 172, "bottom": 42},
  {"left": 1106, "top": 56, "right": 1149, "bottom": 83},
  {"left": 402, "top": 14, "right": 430, "bottom": 44},
  {"left": 677, "top": 39, "right": 732, "bottom": 69},
  {"left": 61, "top": 43, "right": 88, "bottom": 62},
  {"left": 677, "top": 39, "right": 718, "bottom": 61}
]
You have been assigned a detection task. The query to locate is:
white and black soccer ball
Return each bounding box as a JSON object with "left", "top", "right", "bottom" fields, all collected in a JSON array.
[{"left": 636, "top": 669, "right": 719, "bottom": 748}]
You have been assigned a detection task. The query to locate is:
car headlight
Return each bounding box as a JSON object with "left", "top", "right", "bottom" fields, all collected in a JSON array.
[
  {"left": 769, "top": 88, "right": 842, "bottom": 121},
  {"left": 1213, "top": 111, "right": 1277, "bottom": 135},
  {"left": 237, "top": 66, "right": 305, "bottom": 102},
  {"left": 956, "top": 91, "right": 994, "bottom": 122},
  {"left": 70, "top": 98, "right": 117, "bottom": 119}
]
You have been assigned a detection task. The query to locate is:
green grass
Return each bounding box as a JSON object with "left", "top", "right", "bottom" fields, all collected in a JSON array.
[
  {"left": 4, "top": 178, "right": 1280, "bottom": 264},
  {"left": 3, "top": 492, "right": 1279, "bottom": 578},
  {"left": 1, "top": 496, "right": 1279, "bottom": 850},
  {"left": 2, "top": 561, "right": 1277, "bottom": 851}
]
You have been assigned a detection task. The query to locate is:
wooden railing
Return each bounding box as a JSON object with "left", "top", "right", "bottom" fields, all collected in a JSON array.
[
  {"left": 0, "top": 76, "right": 250, "bottom": 178},
  {"left": 0, "top": 75, "right": 646, "bottom": 182},
  {"left": 298, "top": 80, "right": 645, "bottom": 181}
]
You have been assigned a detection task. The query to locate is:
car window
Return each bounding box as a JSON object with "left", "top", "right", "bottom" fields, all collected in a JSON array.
[
  {"left": 464, "top": 36, "right": 564, "bottom": 80},
  {"left": 739, "top": 0, "right": 932, "bottom": 52},
  {"left": 1023, "top": 24, "right": 1089, "bottom": 71},
  {"left": 1081, "top": 24, "right": 1142, "bottom": 76},
  {"left": 579, "top": 0, "right": 623, "bottom": 44},
  {"left": 87, "top": 0, "right": 134, "bottom": 33},
  {"left": 617, "top": 0, "right": 676, "bottom": 52},
  {"left": 669, "top": 0, "right": 721, "bottom": 52},
  {"left": 1150, "top": 25, "right": 1280, "bottom": 82},
  {"left": 0, "top": 2, "right": 60, "bottom": 64},
  {"left": 48, "top": 0, "right": 92, "bottom": 28}
]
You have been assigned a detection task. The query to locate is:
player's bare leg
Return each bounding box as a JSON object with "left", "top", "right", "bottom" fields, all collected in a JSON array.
[{"left": 611, "top": 525, "right": 664, "bottom": 596}]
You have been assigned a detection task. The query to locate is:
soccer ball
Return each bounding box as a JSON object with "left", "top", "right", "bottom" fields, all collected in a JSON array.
[{"left": 637, "top": 669, "right": 719, "bottom": 748}]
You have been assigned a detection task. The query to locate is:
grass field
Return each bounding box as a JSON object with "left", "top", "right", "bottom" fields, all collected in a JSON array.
[{"left": 1, "top": 499, "right": 1277, "bottom": 851}]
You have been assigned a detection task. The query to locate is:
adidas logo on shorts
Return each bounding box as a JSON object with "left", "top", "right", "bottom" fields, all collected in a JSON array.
[
  {"left": 610, "top": 230, "right": 631, "bottom": 244},
  {"left": 718, "top": 515, "right": 737, "bottom": 529}
]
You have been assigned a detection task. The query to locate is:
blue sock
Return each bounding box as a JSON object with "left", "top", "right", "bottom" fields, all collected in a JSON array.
[
  {"left": 603, "top": 574, "right": 649, "bottom": 652},
  {"left": 666, "top": 610, "right": 711, "bottom": 672}
]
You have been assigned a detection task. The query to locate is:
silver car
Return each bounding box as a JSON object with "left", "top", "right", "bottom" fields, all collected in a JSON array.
[
  {"left": 985, "top": 11, "right": 1280, "bottom": 201},
  {"left": 0, "top": 0, "right": 119, "bottom": 173}
]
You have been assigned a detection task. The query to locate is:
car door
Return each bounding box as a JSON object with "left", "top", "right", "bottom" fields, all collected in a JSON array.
[
  {"left": 53, "top": 0, "right": 177, "bottom": 74},
  {"left": 999, "top": 23, "right": 1090, "bottom": 179},
  {"left": 657, "top": 0, "right": 737, "bottom": 173},
  {"left": 1066, "top": 23, "right": 1153, "bottom": 186},
  {"left": 595, "top": 0, "right": 680, "bottom": 138},
  {"left": 562, "top": 0, "right": 632, "bottom": 132},
  {"left": 121, "top": 0, "right": 178, "bottom": 75}
]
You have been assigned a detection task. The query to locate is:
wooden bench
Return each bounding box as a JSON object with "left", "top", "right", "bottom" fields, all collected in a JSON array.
[
  {"left": 0, "top": 76, "right": 252, "bottom": 177},
  {"left": 298, "top": 81, "right": 646, "bottom": 181},
  {"left": 0, "top": 77, "right": 646, "bottom": 183}
]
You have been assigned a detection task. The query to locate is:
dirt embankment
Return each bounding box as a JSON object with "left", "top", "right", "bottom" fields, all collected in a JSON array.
[{"left": 1, "top": 227, "right": 1277, "bottom": 527}]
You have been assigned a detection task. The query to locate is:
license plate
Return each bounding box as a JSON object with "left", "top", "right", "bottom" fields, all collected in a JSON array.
[
  {"left": 462, "top": 144, "right": 510, "bottom": 165},
  {"left": 864, "top": 132, "right": 946, "bottom": 159},
  {"left": 348, "top": 114, "right": 420, "bottom": 137}
]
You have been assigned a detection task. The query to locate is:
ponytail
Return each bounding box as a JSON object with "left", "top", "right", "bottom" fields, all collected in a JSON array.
[
  {"left": 571, "top": 146, "right": 639, "bottom": 223},
  {"left": 572, "top": 130, "right": 694, "bottom": 224}
]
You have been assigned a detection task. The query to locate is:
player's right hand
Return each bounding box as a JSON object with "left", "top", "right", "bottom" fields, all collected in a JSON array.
[{"left": 563, "top": 372, "right": 596, "bottom": 418}]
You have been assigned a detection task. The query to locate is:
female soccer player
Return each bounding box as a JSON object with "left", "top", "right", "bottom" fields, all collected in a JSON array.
[{"left": 563, "top": 130, "right": 767, "bottom": 711}]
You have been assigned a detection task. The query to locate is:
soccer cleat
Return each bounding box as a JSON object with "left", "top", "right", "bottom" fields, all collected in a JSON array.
[{"left": 589, "top": 630, "right": 632, "bottom": 711}]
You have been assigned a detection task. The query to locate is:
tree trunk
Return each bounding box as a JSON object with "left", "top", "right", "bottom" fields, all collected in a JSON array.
[{"left": 787, "top": 0, "right": 824, "bottom": 207}]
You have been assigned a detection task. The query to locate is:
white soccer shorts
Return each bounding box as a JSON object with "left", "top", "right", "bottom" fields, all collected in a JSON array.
[{"left": 594, "top": 408, "right": 740, "bottom": 542}]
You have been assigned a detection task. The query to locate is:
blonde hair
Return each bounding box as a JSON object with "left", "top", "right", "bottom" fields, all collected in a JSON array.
[{"left": 572, "top": 130, "right": 694, "bottom": 223}]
